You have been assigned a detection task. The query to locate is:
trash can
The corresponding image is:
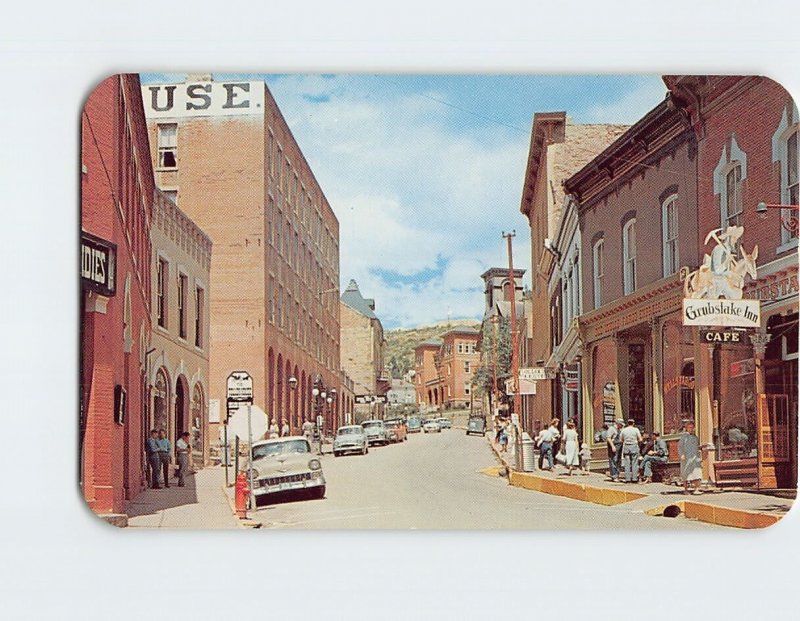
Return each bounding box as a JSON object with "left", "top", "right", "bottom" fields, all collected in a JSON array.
[{"left": 521, "top": 432, "right": 535, "bottom": 472}]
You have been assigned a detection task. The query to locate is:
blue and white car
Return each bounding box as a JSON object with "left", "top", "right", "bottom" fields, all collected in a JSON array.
[
  {"left": 333, "top": 425, "right": 369, "bottom": 456},
  {"left": 362, "top": 420, "right": 389, "bottom": 446},
  {"left": 249, "top": 437, "right": 325, "bottom": 502}
]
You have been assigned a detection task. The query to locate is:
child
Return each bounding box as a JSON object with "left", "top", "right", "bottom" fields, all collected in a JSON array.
[
  {"left": 579, "top": 442, "right": 592, "bottom": 475},
  {"left": 499, "top": 424, "right": 509, "bottom": 452}
]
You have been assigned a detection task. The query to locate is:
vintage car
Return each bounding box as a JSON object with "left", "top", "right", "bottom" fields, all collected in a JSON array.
[
  {"left": 466, "top": 416, "right": 486, "bottom": 436},
  {"left": 333, "top": 425, "right": 369, "bottom": 456},
  {"left": 249, "top": 436, "right": 325, "bottom": 502},
  {"left": 384, "top": 420, "right": 407, "bottom": 443},
  {"left": 423, "top": 419, "right": 441, "bottom": 433},
  {"left": 436, "top": 417, "right": 452, "bottom": 429},
  {"left": 362, "top": 420, "right": 389, "bottom": 446},
  {"left": 406, "top": 417, "right": 422, "bottom": 433}
]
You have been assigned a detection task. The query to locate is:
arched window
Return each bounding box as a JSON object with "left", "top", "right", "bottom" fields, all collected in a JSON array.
[
  {"left": 714, "top": 135, "right": 747, "bottom": 231},
  {"left": 771, "top": 104, "right": 799, "bottom": 247},
  {"left": 622, "top": 219, "right": 637, "bottom": 295},
  {"left": 662, "top": 194, "right": 679, "bottom": 277},
  {"left": 153, "top": 368, "right": 169, "bottom": 433},
  {"left": 592, "top": 238, "right": 604, "bottom": 309}
]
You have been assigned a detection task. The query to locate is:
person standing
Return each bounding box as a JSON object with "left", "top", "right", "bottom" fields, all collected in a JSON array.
[
  {"left": 269, "top": 419, "right": 279, "bottom": 439},
  {"left": 602, "top": 423, "right": 618, "bottom": 481},
  {"left": 499, "top": 421, "right": 509, "bottom": 453},
  {"left": 678, "top": 420, "right": 703, "bottom": 494},
  {"left": 619, "top": 419, "right": 643, "bottom": 483},
  {"left": 175, "top": 431, "right": 191, "bottom": 487},
  {"left": 611, "top": 419, "right": 624, "bottom": 480},
  {"left": 639, "top": 431, "right": 668, "bottom": 484},
  {"left": 145, "top": 429, "right": 162, "bottom": 489},
  {"left": 549, "top": 419, "right": 562, "bottom": 466},
  {"left": 157, "top": 429, "right": 171, "bottom": 488},
  {"left": 281, "top": 421, "right": 290, "bottom": 437},
  {"left": 579, "top": 443, "right": 592, "bottom": 475},
  {"left": 536, "top": 425, "right": 555, "bottom": 471},
  {"left": 563, "top": 420, "right": 580, "bottom": 476}
]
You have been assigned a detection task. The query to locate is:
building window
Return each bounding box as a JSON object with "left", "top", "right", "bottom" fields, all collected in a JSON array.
[
  {"left": 177, "top": 273, "right": 187, "bottom": 339},
  {"left": 464, "top": 361, "right": 470, "bottom": 373},
  {"left": 157, "top": 258, "right": 168, "bottom": 328},
  {"left": 714, "top": 135, "right": 748, "bottom": 231},
  {"left": 268, "top": 276, "right": 275, "bottom": 324},
  {"left": 724, "top": 165, "right": 743, "bottom": 228},
  {"left": 783, "top": 129, "right": 799, "bottom": 244},
  {"left": 464, "top": 383, "right": 471, "bottom": 395},
  {"left": 157, "top": 124, "right": 177, "bottom": 169},
  {"left": 592, "top": 239, "right": 604, "bottom": 309},
  {"left": 267, "top": 131, "right": 275, "bottom": 178},
  {"left": 622, "top": 219, "right": 637, "bottom": 295},
  {"left": 457, "top": 343, "right": 463, "bottom": 354},
  {"left": 194, "top": 286, "right": 204, "bottom": 348},
  {"left": 662, "top": 195, "right": 679, "bottom": 277}
]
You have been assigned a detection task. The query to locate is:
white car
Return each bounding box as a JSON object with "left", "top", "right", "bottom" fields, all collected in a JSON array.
[
  {"left": 333, "top": 425, "right": 369, "bottom": 456},
  {"left": 423, "top": 420, "right": 441, "bottom": 433},
  {"left": 249, "top": 436, "right": 325, "bottom": 502}
]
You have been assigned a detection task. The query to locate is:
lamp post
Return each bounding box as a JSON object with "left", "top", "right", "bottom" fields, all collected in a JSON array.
[
  {"left": 329, "top": 387, "right": 338, "bottom": 431},
  {"left": 756, "top": 201, "right": 800, "bottom": 236},
  {"left": 312, "top": 375, "right": 324, "bottom": 455},
  {"left": 287, "top": 376, "right": 298, "bottom": 435}
]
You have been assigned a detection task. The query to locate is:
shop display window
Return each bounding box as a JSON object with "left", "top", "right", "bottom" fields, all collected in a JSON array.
[
  {"left": 661, "top": 319, "right": 696, "bottom": 435},
  {"left": 714, "top": 344, "right": 757, "bottom": 461}
]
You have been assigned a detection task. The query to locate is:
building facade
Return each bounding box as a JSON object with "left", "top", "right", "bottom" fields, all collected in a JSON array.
[
  {"left": 414, "top": 339, "right": 443, "bottom": 409},
  {"left": 81, "top": 74, "right": 154, "bottom": 515},
  {"left": 519, "top": 114, "right": 629, "bottom": 434},
  {"left": 142, "top": 76, "right": 341, "bottom": 435},
  {"left": 665, "top": 75, "right": 799, "bottom": 489},
  {"left": 340, "top": 279, "right": 390, "bottom": 421},
  {"left": 436, "top": 327, "right": 480, "bottom": 409},
  {"left": 149, "top": 190, "right": 212, "bottom": 468}
]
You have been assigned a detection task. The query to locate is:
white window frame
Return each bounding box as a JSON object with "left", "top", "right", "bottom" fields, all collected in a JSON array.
[
  {"left": 592, "top": 239, "right": 604, "bottom": 309},
  {"left": 623, "top": 219, "right": 637, "bottom": 295},
  {"left": 157, "top": 123, "right": 177, "bottom": 169},
  {"left": 156, "top": 256, "right": 169, "bottom": 329},
  {"left": 177, "top": 271, "right": 188, "bottom": 340},
  {"left": 714, "top": 135, "right": 748, "bottom": 231},
  {"left": 661, "top": 194, "right": 679, "bottom": 277}
]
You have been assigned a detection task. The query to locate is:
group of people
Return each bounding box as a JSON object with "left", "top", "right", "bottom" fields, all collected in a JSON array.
[
  {"left": 534, "top": 418, "right": 591, "bottom": 475},
  {"left": 601, "top": 417, "right": 703, "bottom": 493},
  {"left": 268, "top": 419, "right": 291, "bottom": 439},
  {"left": 145, "top": 428, "right": 192, "bottom": 489}
]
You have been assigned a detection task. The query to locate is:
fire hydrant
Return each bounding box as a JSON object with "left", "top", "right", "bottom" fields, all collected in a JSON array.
[{"left": 235, "top": 472, "right": 249, "bottom": 519}]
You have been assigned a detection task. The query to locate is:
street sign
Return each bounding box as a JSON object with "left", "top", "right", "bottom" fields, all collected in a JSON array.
[
  {"left": 228, "top": 404, "right": 268, "bottom": 440},
  {"left": 226, "top": 370, "right": 253, "bottom": 419},
  {"left": 520, "top": 367, "right": 555, "bottom": 381}
]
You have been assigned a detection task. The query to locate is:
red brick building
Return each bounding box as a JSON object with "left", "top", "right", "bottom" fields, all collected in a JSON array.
[
  {"left": 665, "top": 76, "right": 799, "bottom": 489},
  {"left": 142, "top": 75, "right": 341, "bottom": 435},
  {"left": 437, "top": 327, "right": 480, "bottom": 409},
  {"left": 414, "top": 339, "right": 443, "bottom": 409},
  {"left": 81, "top": 74, "right": 154, "bottom": 515}
]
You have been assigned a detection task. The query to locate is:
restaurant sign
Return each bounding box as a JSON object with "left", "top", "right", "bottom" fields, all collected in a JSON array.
[
  {"left": 81, "top": 232, "right": 116, "bottom": 297},
  {"left": 700, "top": 329, "right": 748, "bottom": 344},
  {"left": 683, "top": 226, "right": 760, "bottom": 327}
]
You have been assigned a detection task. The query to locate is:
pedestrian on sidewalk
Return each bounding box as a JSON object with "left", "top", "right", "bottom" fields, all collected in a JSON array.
[
  {"left": 549, "top": 418, "right": 562, "bottom": 467},
  {"left": 269, "top": 419, "right": 279, "bottom": 439},
  {"left": 145, "top": 429, "right": 162, "bottom": 489},
  {"left": 499, "top": 422, "right": 509, "bottom": 452},
  {"left": 602, "top": 423, "right": 618, "bottom": 481},
  {"left": 619, "top": 419, "right": 643, "bottom": 483},
  {"left": 563, "top": 420, "right": 580, "bottom": 475},
  {"left": 536, "top": 425, "right": 554, "bottom": 470},
  {"left": 639, "top": 431, "right": 668, "bottom": 484},
  {"left": 157, "top": 429, "right": 172, "bottom": 488},
  {"left": 611, "top": 419, "right": 625, "bottom": 480},
  {"left": 281, "top": 421, "right": 290, "bottom": 437},
  {"left": 678, "top": 420, "right": 703, "bottom": 494},
  {"left": 579, "top": 443, "right": 591, "bottom": 475},
  {"left": 175, "top": 431, "right": 191, "bottom": 487}
]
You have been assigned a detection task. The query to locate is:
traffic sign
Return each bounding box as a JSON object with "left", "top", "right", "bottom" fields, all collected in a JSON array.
[
  {"left": 226, "top": 370, "right": 253, "bottom": 402},
  {"left": 520, "top": 367, "right": 554, "bottom": 381},
  {"left": 228, "top": 404, "right": 268, "bottom": 441}
]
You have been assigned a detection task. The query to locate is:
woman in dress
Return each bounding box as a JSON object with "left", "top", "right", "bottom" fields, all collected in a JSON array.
[
  {"left": 563, "top": 420, "right": 580, "bottom": 476},
  {"left": 678, "top": 419, "right": 703, "bottom": 494}
]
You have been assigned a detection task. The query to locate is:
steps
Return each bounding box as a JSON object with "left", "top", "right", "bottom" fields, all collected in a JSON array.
[{"left": 714, "top": 458, "right": 758, "bottom": 488}]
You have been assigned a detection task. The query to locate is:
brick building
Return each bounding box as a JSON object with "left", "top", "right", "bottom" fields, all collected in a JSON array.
[
  {"left": 664, "top": 76, "right": 799, "bottom": 489},
  {"left": 81, "top": 74, "right": 154, "bottom": 515},
  {"left": 141, "top": 75, "right": 341, "bottom": 434},
  {"left": 436, "top": 327, "right": 480, "bottom": 409},
  {"left": 339, "top": 279, "right": 390, "bottom": 421},
  {"left": 519, "top": 114, "right": 628, "bottom": 434},
  {"left": 414, "top": 338, "right": 443, "bottom": 410},
  {"left": 149, "top": 190, "right": 212, "bottom": 468}
]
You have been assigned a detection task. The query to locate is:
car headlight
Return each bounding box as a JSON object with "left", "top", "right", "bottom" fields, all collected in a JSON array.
[
  {"left": 250, "top": 468, "right": 260, "bottom": 479},
  {"left": 308, "top": 459, "right": 322, "bottom": 471}
]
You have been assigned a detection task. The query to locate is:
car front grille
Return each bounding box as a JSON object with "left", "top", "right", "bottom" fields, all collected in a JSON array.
[{"left": 261, "top": 472, "right": 313, "bottom": 487}]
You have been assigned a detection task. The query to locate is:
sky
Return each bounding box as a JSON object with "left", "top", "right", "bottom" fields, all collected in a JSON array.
[{"left": 142, "top": 73, "right": 667, "bottom": 329}]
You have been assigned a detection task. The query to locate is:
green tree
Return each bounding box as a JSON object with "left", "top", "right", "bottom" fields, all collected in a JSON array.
[{"left": 473, "top": 317, "right": 512, "bottom": 402}]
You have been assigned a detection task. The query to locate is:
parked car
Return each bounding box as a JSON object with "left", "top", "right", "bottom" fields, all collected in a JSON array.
[
  {"left": 362, "top": 420, "right": 389, "bottom": 446},
  {"left": 384, "top": 420, "right": 407, "bottom": 443},
  {"left": 333, "top": 425, "right": 369, "bottom": 456},
  {"left": 249, "top": 436, "right": 325, "bottom": 503},
  {"left": 466, "top": 416, "right": 486, "bottom": 436},
  {"left": 407, "top": 417, "right": 422, "bottom": 433},
  {"left": 423, "top": 420, "right": 441, "bottom": 433},
  {"left": 436, "top": 417, "right": 452, "bottom": 430}
]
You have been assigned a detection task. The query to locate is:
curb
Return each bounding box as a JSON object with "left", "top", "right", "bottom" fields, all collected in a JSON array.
[
  {"left": 221, "top": 483, "right": 261, "bottom": 529},
  {"left": 485, "top": 436, "right": 784, "bottom": 529}
]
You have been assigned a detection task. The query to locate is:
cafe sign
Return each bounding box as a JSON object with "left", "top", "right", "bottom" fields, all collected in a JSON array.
[
  {"left": 683, "top": 225, "right": 761, "bottom": 328},
  {"left": 81, "top": 232, "right": 116, "bottom": 296},
  {"left": 700, "top": 329, "right": 748, "bottom": 344}
]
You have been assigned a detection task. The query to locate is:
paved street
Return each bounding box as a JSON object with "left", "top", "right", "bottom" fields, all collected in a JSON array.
[{"left": 247, "top": 429, "right": 719, "bottom": 529}]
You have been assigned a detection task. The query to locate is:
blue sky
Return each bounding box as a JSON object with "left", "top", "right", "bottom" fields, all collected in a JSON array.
[{"left": 142, "top": 73, "right": 667, "bottom": 329}]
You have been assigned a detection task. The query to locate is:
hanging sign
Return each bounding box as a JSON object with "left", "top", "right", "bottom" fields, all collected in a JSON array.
[
  {"left": 226, "top": 370, "right": 253, "bottom": 419},
  {"left": 81, "top": 232, "right": 117, "bottom": 296},
  {"left": 700, "top": 329, "right": 748, "bottom": 344}
]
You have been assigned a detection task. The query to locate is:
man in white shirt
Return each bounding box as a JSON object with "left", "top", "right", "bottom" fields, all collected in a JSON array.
[
  {"left": 619, "top": 419, "right": 643, "bottom": 483},
  {"left": 175, "top": 431, "right": 191, "bottom": 487}
]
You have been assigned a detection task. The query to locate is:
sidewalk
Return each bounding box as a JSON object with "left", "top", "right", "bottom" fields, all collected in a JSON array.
[
  {"left": 487, "top": 437, "right": 794, "bottom": 529},
  {"left": 125, "top": 466, "right": 241, "bottom": 529}
]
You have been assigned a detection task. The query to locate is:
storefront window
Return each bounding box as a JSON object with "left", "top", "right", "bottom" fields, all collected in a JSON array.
[
  {"left": 591, "top": 339, "right": 618, "bottom": 438},
  {"left": 714, "top": 344, "right": 757, "bottom": 461},
  {"left": 661, "top": 319, "right": 695, "bottom": 435}
]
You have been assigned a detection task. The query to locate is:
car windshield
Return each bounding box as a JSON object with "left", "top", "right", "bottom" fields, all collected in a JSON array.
[
  {"left": 337, "top": 427, "right": 362, "bottom": 435},
  {"left": 384, "top": 422, "right": 397, "bottom": 429},
  {"left": 363, "top": 422, "right": 383, "bottom": 429},
  {"left": 252, "top": 439, "right": 309, "bottom": 460}
]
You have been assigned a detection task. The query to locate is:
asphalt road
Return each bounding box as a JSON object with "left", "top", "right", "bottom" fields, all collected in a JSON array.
[{"left": 249, "top": 428, "right": 719, "bottom": 529}]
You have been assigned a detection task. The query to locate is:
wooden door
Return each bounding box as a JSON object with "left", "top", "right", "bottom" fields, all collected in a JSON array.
[{"left": 757, "top": 394, "right": 790, "bottom": 488}]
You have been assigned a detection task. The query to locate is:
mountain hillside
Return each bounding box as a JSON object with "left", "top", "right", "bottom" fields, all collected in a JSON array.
[{"left": 384, "top": 319, "right": 481, "bottom": 379}]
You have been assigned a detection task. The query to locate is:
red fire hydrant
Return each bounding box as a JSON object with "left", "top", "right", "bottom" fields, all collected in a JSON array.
[{"left": 235, "top": 472, "right": 249, "bottom": 519}]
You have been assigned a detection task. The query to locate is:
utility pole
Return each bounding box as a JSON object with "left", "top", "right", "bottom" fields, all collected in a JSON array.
[
  {"left": 490, "top": 315, "right": 498, "bottom": 420},
  {"left": 503, "top": 231, "right": 523, "bottom": 467}
]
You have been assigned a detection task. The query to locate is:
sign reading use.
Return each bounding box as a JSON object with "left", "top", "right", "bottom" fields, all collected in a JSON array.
[{"left": 143, "top": 81, "right": 265, "bottom": 119}]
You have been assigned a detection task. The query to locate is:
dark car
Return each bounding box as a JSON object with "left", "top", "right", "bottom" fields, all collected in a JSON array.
[{"left": 466, "top": 416, "right": 486, "bottom": 436}]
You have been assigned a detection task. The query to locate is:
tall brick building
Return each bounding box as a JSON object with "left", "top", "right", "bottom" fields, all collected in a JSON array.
[
  {"left": 339, "top": 279, "right": 389, "bottom": 421},
  {"left": 142, "top": 76, "right": 341, "bottom": 434},
  {"left": 81, "top": 74, "right": 154, "bottom": 515}
]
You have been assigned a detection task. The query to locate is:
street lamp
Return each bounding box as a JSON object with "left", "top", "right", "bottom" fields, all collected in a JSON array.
[
  {"left": 756, "top": 201, "right": 800, "bottom": 236},
  {"left": 312, "top": 374, "right": 325, "bottom": 455},
  {"left": 288, "top": 376, "right": 297, "bottom": 434}
]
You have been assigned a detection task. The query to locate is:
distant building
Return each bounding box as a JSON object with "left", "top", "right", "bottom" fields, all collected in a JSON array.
[
  {"left": 437, "top": 327, "right": 480, "bottom": 409},
  {"left": 387, "top": 379, "right": 416, "bottom": 405},
  {"left": 414, "top": 338, "right": 443, "bottom": 409},
  {"left": 340, "top": 279, "right": 390, "bottom": 420}
]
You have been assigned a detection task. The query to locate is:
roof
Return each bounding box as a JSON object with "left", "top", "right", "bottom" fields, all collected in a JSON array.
[
  {"left": 340, "top": 279, "right": 377, "bottom": 319},
  {"left": 440, "top": 326, "right": 480, "bottom": 339},
  {"left": 416, "top": 338, "right": 443, "bottom": 349},
  {"left": 495, "top": 301, "right": 525, "bottom": 318},
  {"left": 481, "top": 267, "right": 526, "bottom": 280}
]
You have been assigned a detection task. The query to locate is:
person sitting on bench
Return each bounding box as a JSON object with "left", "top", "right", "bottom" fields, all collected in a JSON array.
[{"left": 639, "top": 431, "right": 668, "bottom": 483}]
